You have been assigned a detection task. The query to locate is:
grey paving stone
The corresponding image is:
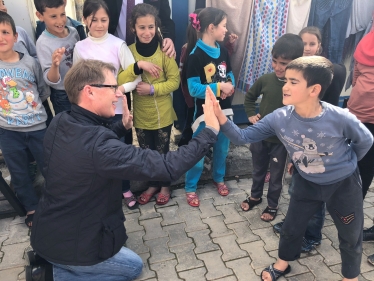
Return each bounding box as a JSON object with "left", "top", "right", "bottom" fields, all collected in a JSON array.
[
  {"left": 360, "top": 254, "right": 374, "bottom": 273},
  {"left": 187, "top": 229, "right": 219, "bottom": 254},
  {"left": 286, "top": 272, "right": 315, "bottom": 281},
  {"left": 363, "top": 201, "right": 372, "bottom": 209},
  {"left": 0, "top": 266, "right": 24, "bottom": 281},
  {"left": 3, "top": 223, "right": 29, "bottom": 246},
  {"left": 125, "top": 230, "right": 148, "bottom": 254},
  {"left": 213, "top": 276, "right": 237, "bottom": 281},
  {"left": 178, "top": 267, "right": 207, "bottom": 281},
  {"left": 9, "top": 217, "right": 24, "bottom": 226},
  {"left": 236, "top": 178, "right": 252, "bottom": 190},
  {"left": 364, "top": 206, "right": 374, "bottom": 220},
  {"left": 134, "top": 252, "right": 156, "bottom": 281},
  {"left": 202, "top": 216, "right": 233, "bottom": 238},
  {"left": 252, "top": 227, "right": 279, "bottom": 252},
  {"left": 226, "top": 221, "right": 260, "bottom": 244},
  {"left": 169, "top": 243, "right": 204, "bottom": 272},
  {"left": 298, "top": 255, "right": 341, "bottom": 281},
  {"left": 175, "top": 197, "right": 193, "bottom": 212},
  {"left": 144, "top": 237, "right": 174, "bottom": 264},
  {"left": 216, "top": 204, "right": 246, "bottom": 224},
  {"left": 178, "top": 209, "right": 208, "bottom": 233},
  {"left": 316, "top": 238, "right": 341, "bottom": 266},
  {"left": 199, "top": 198, "right": 222, "bottom": 218},
  {"left": 140, "top": 218, "right": 167, "bottom": 241},
  {"left": 197, "top": 250, "right": 233, "bottom": 280},
  {"left": 171, "top": 188, "right": 186, "bottom": 198},
  {"left": 150, "top": 259, "right": 182, "bottom": 281},
  {"left": 199, "top": 183, "right": 219, "bottom": 200},
  {"left": 364, "top": 196, "right": 374, "bottom": 204},
  {"left": 240, "top": 241, "right": 276, "bottom": 269},
  {"left": 164, "top": 223, "right": 192, "bottom": 247},
  {"left": 240, "top": 208, "right": 270, "bottom": 230},
  {"left": 277, "top": 203, "right": 289, "bottom": 216},
  {"left": 0, "top": 217, "right": 12, "bottom": 237},
  {"left": 122, "top": 204, "right": 140, "bottom": 215},
  {"left": 213, "top": 194, "right": 237, "bottom": 206},
  {"left": 225, "top": 257, "right": 258, "bottom": 280},
  {"left": 124, "top": 212, "right": 143, "bottom": 233},
  {"left": 138, "top": 203, "right": 161, "bottom": 221},
  {"left": 362, "top": 270, "right": 374, "bottom": 281},
  {"left": 0, "top": 242, "right": 29, "bottom": 270},
  {"left": 224, "top": 180, "right": 247, "bottom": 196},
  {"left": 213, "top": 234, "right": 247, "bottom": 261},
  {"left": 158, "top": 205, "right": 184, "bottom": 226},
  {"left": 321, "top": 225, "right": 340, "bottom": 250}
]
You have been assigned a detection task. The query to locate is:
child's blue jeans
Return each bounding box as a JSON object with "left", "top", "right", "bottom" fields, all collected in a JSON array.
[
  {"left": 185, "top": 122, "right": 230, "bottom": 193},
  {"left": 51, "top": 247, "right": 143, "bottom": 281},
  {"left": 0, "top": 128, "right": 46, "bottom": 211},
  {"left": 50, "top": 88, "right": 71, "bottom": 115}
]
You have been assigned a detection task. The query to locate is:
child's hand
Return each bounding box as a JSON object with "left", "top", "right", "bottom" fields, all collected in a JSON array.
[
  {"left": 136, "top": 81, "right": 151, "bottom": 96},
  {"left": 228, "top": 33, "right": 238, "bottom": 44},
  {"left": 287, "top": 163, "right": 294, "bottom": 175},
  {"left": 51, "top": 47, "right": 65, "bottom": 67},
  {"left": 138, "top": 61, "right": 163, "bottom": 78},
  {"left": 162, "top": 38, "right": 176, "bottom": 59},
  {"left": 206, "top": 86, "right": 227, "bottom": 125},
  {"left": 122, "top": 95, "right": 133, "bottom": 130},
  {"left": 220, "top": 82, "right": 234, "bottom": 96},
  {"left": 203, "top": 86, "right": 219, "bottom": 131},
  {"left": 248, "top": 114, "right": 261, "bottom": 124}
]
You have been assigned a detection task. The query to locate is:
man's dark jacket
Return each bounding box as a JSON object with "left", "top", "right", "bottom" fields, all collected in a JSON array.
[
  {"left": 104, "top": 0, "right": 175, "bottom": 42},
  {"left": 31, "top": 105, "right": 216, "bottom": 265}
]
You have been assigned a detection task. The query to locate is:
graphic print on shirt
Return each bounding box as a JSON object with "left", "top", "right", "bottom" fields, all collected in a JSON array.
[
  {"left": 279, "top": 129, "right": 333, "bottom": 174},
  {"left": 204, "top": 61, "right": 229, "bottom": 84},
  {"left": 64, "top": 44, "right": 74, "bottom": 68},
  {"left": 0, "top": 73, "right": 41, "bottom": 126}
]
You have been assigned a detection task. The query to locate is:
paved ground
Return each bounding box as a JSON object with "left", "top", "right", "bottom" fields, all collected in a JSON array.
[{"left": 1, "top": 177, "right": 374, "bottom": 281}]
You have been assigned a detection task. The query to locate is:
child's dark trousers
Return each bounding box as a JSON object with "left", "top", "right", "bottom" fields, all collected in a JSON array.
[{"left": 279, "top": 168, "right": 363, "bottom": 279}]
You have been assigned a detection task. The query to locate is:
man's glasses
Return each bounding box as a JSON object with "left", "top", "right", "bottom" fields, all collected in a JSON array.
[{"left": 89, "top": 84, "right": 119, "bottom": 93}]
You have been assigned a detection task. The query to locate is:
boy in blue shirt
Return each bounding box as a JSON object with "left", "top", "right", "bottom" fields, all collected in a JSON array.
[{"left": 207, "top": 56, "right": 373, "bottom": 281}]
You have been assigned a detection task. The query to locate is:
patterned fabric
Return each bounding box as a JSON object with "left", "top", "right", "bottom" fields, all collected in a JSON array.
[{"left": 238, "top": 0, "right": 290, "bottom": 93}]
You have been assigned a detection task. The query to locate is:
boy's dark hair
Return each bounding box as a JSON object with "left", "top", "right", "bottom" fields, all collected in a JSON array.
[
  {"left": 272, "top": 33, "right": 304, "bottom": 60},
  {"left": 83, "top": 0, "right": 109, "bottom": 34},
  {"left": 34, "top": 0, "right": 65, "bottom": 14},
  {"left": 286, "top": 56, "right": 333, "bottom": 99},
  {"left": 129, "top": 3, "right": 163, "bottom": 46},
  {"left": 0, "top": 11, "right": 16, "bottom": 34}
]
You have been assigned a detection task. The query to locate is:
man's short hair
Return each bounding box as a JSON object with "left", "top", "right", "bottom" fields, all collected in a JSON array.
[
  {"left": 0, "top": 11, "right": 16, "bottom": 34},
  {"left": 34, "top": 0, "right": 65, "bottom": 14},
  {"left": 272, "top": 33, "right": 304, "bottom": 60},
  {"left": 286, "top": 56, "right": 333, "bottom": 99},
  {"left": 64, "top": 60, "right": 116, "bottom": 104}
]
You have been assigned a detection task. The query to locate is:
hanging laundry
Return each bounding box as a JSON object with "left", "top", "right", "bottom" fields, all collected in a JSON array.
[
  {"left": 346, "top": 0, "right": 374, "bottom": 38},
  {"left": 308, "top": 0, "right": 353, "bottom": 64},
  {"left": 238, "top": 0, "right": 290, "bottom": 93},
  {"left": 286, "top": 0, "right": 312, "bottom": 34}
]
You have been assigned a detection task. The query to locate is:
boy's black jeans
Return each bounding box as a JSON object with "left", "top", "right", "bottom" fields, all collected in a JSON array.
[{"left": 279, "top": 168, "right": 363, "bottom": 279}]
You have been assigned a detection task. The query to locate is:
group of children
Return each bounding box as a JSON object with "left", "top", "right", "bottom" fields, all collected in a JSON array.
[{"left": 1, "top": 0, "right": 374, "bottom": 280}]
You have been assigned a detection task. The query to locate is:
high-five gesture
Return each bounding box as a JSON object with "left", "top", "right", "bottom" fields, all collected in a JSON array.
[
  {"left": 122, "top": 95, "right": 133, "bottom": 130},
  {"left": 206, "top": 86, "right": 228, "bottom": 125}
]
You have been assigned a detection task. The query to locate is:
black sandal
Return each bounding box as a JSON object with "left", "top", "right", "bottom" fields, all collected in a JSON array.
[
  {"left": 261, "top": 263, "right": 291, "bottom": 280},
  {"left": 241, "top": 197, "right": 262, "bottom": 212},
  {"left": 25, "top": 213, "right": 34, "bottom": 228},
  {"left": 261, "top": 206, "right": 278, "bottom": 222},
  {"left": 123, "top": 195, "right": 139, "bottom": 210}
]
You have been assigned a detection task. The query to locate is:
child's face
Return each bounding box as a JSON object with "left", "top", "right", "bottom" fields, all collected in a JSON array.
[
  {"left": 211, "top": 17, "right": 227, "bottom": 42},
  {"left": 84, "top": 7, "right": 109, "bottom": 38},
  {"left": 271, "top": 57, "right": 292, "bottom": 78},
  {"left": 36, "top": 5, "right": 67, "bottom": 38},
  {"left": 301, "top": 33, "right": 320, "bottom": 56},
  {"left": 282, "top": 69, "right": 314, "bottom": 106},
  {"left": 0, "top": 1, "right": 7, "bottom": 13},
  {"left": 134, "top": 15, "right": 156, "bottom": 44},
  {"left": 0, "top": 22, "right": 17, "bottom": 53}
]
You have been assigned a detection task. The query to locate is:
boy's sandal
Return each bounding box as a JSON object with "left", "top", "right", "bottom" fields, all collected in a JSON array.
[
  {"left": 138, "top": 188, "right": 160, "bottom": 205},
  {"left": 213, "top": 182, "right": 229, "bottom": 196},
  {"left": 156, "top": 192, "right": 171, "bottom": 205},
  {"left": 186, "top": 193, "right": 200, "bottom": 207},
  {"left": 241, "top": 197, "right": 262, "bottom": 212},
  {"left": 123, "top": 195, "right": 139, "bottom": 210},
  {"left": 261, "top": 263, "right": 291, "bottom": 280},
  {"left": 25, "top": 213, "right": 34, "bottom": 228},
  {"left": 261, "top": 206, "right": 278, "bottom": 222},
  {"left": 368, "top": 254, "right": 374, "bottom": 266}
]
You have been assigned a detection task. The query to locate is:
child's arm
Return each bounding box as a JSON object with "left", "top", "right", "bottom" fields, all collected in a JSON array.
[
  {"left": 343, "top": 111, "right": 373, "bottom": 160},
  {"left": 117, "top": 43, "right": 141, "bottom": 93},
  {"left": 244, "top": 78, "right": 263, "bottom": 124},
  {"left": 72, "top": 46, "right": 82, "bottom": 65},
  {"left": 136, "top": 53, "right": 180, "bottom": 96},
  {"left": 47, "top": 47, "right": 65, "bottom": 83},
  {"left": 34, "top": 59, "right": 51, "bottom": 102}
]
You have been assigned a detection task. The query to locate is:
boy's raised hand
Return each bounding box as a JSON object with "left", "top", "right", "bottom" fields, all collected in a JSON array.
[
  {"left": 51, "top": 47, "right": 65, "bottom": 67},
  {"left": 122, "top": 95, "right": 133, "bottom": 130},
  {"left": 203, "top": 86, "right": 219, "bottom": 131},
  {"left": 206, "top": 86, "right": 228, "bottom": 125}
]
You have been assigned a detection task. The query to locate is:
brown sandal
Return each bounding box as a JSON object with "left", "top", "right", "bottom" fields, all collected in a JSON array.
[
  {"left": 156, "top": 192, "right": 170, "bottom": 205},
  {"left": 213, "top": 182, "right": 229, "bottom": 196},
  {"left": 138, "top": 188, "right": 160, "bottom": 205}
]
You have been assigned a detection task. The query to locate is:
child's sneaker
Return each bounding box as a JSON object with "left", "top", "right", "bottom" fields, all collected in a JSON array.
[
  {"left": 301, "top": 237, "right": 321, "bottom": 253},
  {"left": 273, "top": 220, "right": 284, "bottom": 233}
]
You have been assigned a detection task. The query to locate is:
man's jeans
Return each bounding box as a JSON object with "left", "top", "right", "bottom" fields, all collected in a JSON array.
[
  {"left": 51, "top": 247, "right": 143, "bottom": 281},
  {"left": 0, "top": 128, "right": 46, "bottom": 211},
  {"left": 289, "top": 172, "right": 325, "bottom": 241}
]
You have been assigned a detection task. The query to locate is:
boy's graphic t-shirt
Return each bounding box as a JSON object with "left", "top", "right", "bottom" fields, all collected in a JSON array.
[
  {"left": 36, "top": 26, "right": 79, "bottom": 90},
  {"left": 0, "top": 54, "right": 50, "bottom": 132}
]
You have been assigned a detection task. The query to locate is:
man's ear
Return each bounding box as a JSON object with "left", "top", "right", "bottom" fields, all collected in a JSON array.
[
  {"left": 36, "top": 11, "right": 43, "bottom": 22},
  {"left": 310, "top": 84, "right": 322, "bottom": 98}
]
